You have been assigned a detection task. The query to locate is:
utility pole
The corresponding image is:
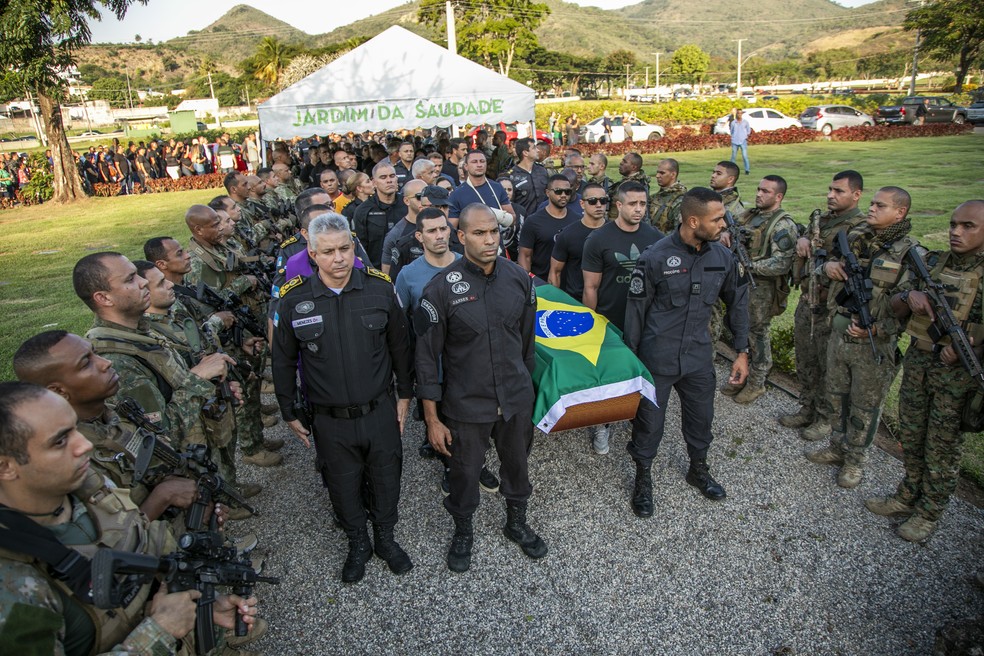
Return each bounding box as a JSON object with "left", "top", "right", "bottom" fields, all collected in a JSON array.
[
  {"left": 908, "top": 0, "right": 925, "bottom": 96},
  {"left": 446, "top": 0, "right": 457, "bottom": 55},
  {"left": 625, "top": 64, "right": 630, "bottom": 99},
  {"left": 244, "top": 85, "right": 251, "bottom": 111},
  {"left": 733, "top": 39, "right": 746, "bottom": 99},
  {"left": 652, "top": 52, "right": 663, "bottom": 102},
  {"left": 645, "top": 66, "right": 650, "bottom": 90},
  {"left": 124, "top": 64, "right": 134, "bottom": 110}
]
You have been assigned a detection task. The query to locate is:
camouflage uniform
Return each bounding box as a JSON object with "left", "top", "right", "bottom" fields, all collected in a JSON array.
[
  {"left": 86, "top": 316, "right": 213, "bottom": 445},
  {"left": 77, "top": 407, "right": 152, "bottom": 505},
  {"left": 586, "top": 173, "right": 613, "bottom": 196},
  {"left": 649, "top": 181, "right": 688, "bottom": 234},
  {"left": 790, "top": 207, "right": 866, "bottom": 423},
  {"left": 738, "top": 207, "right": 798, "bottom": 387},
  {"left": 894, "top": 250, "right": 984, "bottom": 521},
  {"left": 823, "top": 222, "right": 920, "bottom": 469},
  {"left": 145, "top": 302, "right": 240, "bottom": 483},
  {"left": 0, "top": 472, "right": 187, "bottom": 655},
  {"left": 185, "top": 240, "right": 266, "bottom": 459},
  {"left": 710, "top": 189, "right": 745, "bottom": 343},
  {"left": 607, "top": 170, "right": 651, "bottom": 219}
]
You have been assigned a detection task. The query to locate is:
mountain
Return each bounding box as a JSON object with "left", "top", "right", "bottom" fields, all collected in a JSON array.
[{"left": 165, "top": 4, "right": 318, "bottom": 62}]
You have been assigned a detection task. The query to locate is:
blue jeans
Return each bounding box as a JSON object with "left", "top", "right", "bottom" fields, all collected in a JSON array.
[{"left": 731, "top": 143, "right": 750, "bottom": 173}]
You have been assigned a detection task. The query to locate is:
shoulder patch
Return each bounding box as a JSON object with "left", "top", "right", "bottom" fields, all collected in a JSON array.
[
  {"left": 366, "top": 268, "right": 392, "bottom": 283},
  {"left": 279, "top": 235, "right": 298, "bottom": 248},
  {"left": 280, "top": 275, "right": 304, "bottom": 297}
]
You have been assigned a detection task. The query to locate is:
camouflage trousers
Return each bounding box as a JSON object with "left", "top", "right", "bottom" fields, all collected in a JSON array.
[
  {"left": 236, "top": 351, "right": 266, "bottom": 457},
  {"left": 825, "top": 332, "right": 900, "bottom": 467},
  {"left": 746, "top": 278, "right": 780, "bottom": 387},
  {"left": 895, "top": 348, "right": 973, "bottom": 522},
  {"left": 792, "top": 295, "right": 833, "bottom": 420}
]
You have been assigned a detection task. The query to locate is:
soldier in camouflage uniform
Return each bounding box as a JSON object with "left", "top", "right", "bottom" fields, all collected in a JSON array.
[
  {"left": 12, "top": 331, "right": 200, "bottom": 520},
  {"left": 224, "top": 173, "right": 279, "bottom": 250},
  {"left": 649, "top": 158, "right": 688, "bottom": 233},
  {"left": 0, "top": 383, "right": 260, "bottom": 655},
  {"left": 607, "top": 152, "right": 650, "bottom": 219},
  {"left": 866, "top": 200, "right": 984, "bottom": 541},
  {"left": 806, "top": 187, "right": 921, "bottom": 489},
  {"left": 184, "top": 207, "right": 281, "bottom": 469},
  {"left": 73, "top": 252, "right": 234, "bottom": 448},
  {"left": 779, "top": 171, "right": 867, "bottom": 438},
  {"left": 720, "top": 175, "right": 798, "bottom": 404},
  {"left": 708, "top": 161, "right": 745, "bottom": 343},
  {"left": 585, "top": 153, "right": 613, "bottom": 196}
]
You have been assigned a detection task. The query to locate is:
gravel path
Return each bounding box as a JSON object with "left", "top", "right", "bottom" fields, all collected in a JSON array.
[{"left": 229, "top": 364, "right": 984, "bottom": 655}]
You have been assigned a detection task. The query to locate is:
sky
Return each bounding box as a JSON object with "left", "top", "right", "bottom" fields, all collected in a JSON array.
[{"left": 89, "top": 0, "right": 877, "bottom": 44}]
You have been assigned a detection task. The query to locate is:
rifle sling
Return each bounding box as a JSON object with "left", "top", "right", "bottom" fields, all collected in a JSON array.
[{"left": 0, "top": 508, "right": 93, "bottom": 600}]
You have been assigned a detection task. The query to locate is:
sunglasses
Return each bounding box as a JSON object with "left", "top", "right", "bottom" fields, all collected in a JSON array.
[
  {"left": 550, "top": 188, "right": 573, "bottom": 196},
  {"left": 583, "top": 197, "right": 609, "bottom": 206}
]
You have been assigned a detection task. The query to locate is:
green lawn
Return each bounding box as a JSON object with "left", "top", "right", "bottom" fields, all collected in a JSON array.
[{"left": 1, "top": 134, "right": 983, "bottom": 482}]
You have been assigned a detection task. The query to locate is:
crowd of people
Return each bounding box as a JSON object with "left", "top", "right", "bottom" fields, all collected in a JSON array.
[{"left": 2, "top": 124, "right": 983, "bottom": 655}]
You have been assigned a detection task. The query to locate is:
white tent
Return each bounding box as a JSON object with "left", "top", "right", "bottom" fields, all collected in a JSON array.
[{"left": 257, "top": 26, "right": 536, "bottom": 141}]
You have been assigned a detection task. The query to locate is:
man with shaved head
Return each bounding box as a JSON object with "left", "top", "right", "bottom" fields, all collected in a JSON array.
[
  {"left": 867, "top": 200, "right": 984, "bottom": 542},
  {"left": 607, "top": 151, "right": 649, "bottom": 219},
  {"left": 184, "top": 205, "right": 282, "bottom": 469},
  {"left": 649, "top": 158, "right": 688, "bottom": 233},
  {"left": 806, "top": 186, "right": 922, "bottom": 491}
]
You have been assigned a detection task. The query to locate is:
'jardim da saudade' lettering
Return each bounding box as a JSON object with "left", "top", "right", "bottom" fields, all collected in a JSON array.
[{"left": 292, "top": 98, "right": 505, "bottom": 127}]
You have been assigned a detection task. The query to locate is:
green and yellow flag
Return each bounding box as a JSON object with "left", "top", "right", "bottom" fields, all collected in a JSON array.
[{"left": 532, "top": 283, "right": 656, "bottom": 433}]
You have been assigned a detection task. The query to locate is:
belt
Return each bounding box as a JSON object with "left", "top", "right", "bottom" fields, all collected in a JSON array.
[
  {"left": 912, "top": 338, "right": 942, "bottom": 354},
  {"left": 312, "top": 392, "right": 387, "bottom": 420}
]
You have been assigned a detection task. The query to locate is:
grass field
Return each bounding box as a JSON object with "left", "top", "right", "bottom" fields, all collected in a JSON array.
[{"left": 1, "top": 134, "right": 983, "bottom": 479}]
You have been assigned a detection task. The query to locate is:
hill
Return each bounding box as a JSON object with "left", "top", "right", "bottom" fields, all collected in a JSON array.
[{"left": 165, "top": 4, "right": 318, "bottom": 63}]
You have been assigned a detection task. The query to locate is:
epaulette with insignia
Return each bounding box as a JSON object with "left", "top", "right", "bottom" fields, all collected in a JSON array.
[
  {"left": 279, "top": 235, "right": 298, "bottom": 249},
  {"left": 280, "top": 275, "right": 304, "bottom": 297},
  {"left": 366, "top": 268, "right": 392, "bottom": 283}
]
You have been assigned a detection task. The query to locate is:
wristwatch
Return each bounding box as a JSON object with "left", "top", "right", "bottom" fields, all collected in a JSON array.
[
  {"left": 736, "top": 348, "right": 749, "bottom": 354},
  {"left": 899, "top": 290, "right": 911, "bottom": 304}
]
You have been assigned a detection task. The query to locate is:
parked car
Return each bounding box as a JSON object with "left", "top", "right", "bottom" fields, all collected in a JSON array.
[
  {"left": 966, "top": 98, "right": 984, "bottom": 125},
  {"left": 799, "top": 105, "right": 873, "bottom": 135},
  {"left": 712, "top": 108, "right": 801, "bottom": 135},
  {"left": 875, "top": 96, "right": 968, "bottom": 125},
  {"left": 78, "top": 130, "right": 103, "bottom": 137},
  {"left": 582, "top": 115, "right": 665, "bottom": 143},
  {"left": 761, "top": 95, "right": 781, "bottom": 101},
  {"left": 468, "top": 121, "right": 552, "bottom": 146}
]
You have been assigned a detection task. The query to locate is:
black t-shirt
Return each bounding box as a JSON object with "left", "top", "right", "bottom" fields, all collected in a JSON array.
[
  {"left": 519, "top": 208, "right": 579, "bottom": 280},
  {"left": 551, "top": 219, "right": 605, "bottom": 301},
  {"left": 582, "top": 221, "right": 664, "bottom": 331},
  {"left": 114, "top": 154, "right": 131, "bottom": 175}
]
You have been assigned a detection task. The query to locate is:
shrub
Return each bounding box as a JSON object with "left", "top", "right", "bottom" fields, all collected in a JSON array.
[
  {"left": 770, "top": 323, "right": 796, "bottom": 374},
  {"left": 91, "top": 172, "right": 224, "bottom": 197}
]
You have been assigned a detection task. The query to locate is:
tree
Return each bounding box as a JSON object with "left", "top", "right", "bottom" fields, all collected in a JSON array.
[
  {"left": 419, "top": 0, "right": 550, "bottom": 77},
  {"left": 0, "top": 1, "right": 147, "bottom": 203},
  {"left": 904, "top": 0, "right": 984, "bottom": 92},
  {"left": 669, "top": 44, "right": 710, "bottom": 86},
  {"left": 253, "top": 36, "right": 291, "bottom": 87},
  {"left": 89, "top": 76, "right": 129, "bottom": 107},
  {"left": 134, "top": 33, "right": 141, "bottom": 43},
  {"left": 803, "top": 48, "right": 856, "bottom": 81}
]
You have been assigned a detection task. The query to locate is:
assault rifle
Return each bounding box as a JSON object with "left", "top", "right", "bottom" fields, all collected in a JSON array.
[
  {"left": 906, "top": 250, "right": 984, "bottom": 391},
  {"left": 91, "top": 533, "right": 278, "bottom": 655},
  {"left": 193, "top": 281, "right": 265, "bottom": 348},
  {"left": 724, "top": 210, "right": 756, "bottom": 289},
  {"left": 833, "top": 230, "right": 880, "bottom": 362},
  {"left": 806, "top": 209, "right": 825, "bottom": 337},
  {"left": 116, "top": 398, "right": 256, "bottom": 530},
  {"left": 225, "top": 251, "right": 274, "bottom": 294}
]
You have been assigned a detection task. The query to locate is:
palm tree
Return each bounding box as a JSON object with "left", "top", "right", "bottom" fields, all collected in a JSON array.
[{"left": 254, "top": 37, "right": 289, "bottom": 87}]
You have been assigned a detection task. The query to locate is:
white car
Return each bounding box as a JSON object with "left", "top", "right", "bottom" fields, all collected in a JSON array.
[
  {"left": 582, "top": 115, "right": 665, "bottom": 143},
  {"left": 713, "top": 108, "right": 801, "bottom": 135}
]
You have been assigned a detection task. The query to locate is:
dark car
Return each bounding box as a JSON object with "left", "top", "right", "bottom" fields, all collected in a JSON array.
[
  {"left": 967, "top": 100, "right": 984, "bottom": 126},
  {"left": 876, "top": 96, "right": 968, "bottom": 125}
]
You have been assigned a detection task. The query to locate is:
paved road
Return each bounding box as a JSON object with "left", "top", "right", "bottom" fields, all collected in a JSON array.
[{"left": 228, "top": 363, "right": 984, "bottom": 655}]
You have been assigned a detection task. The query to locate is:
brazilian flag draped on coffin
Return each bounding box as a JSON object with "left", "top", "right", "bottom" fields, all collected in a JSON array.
[{"left": 532, "top": 281, "right": 656, "bottom": 433}]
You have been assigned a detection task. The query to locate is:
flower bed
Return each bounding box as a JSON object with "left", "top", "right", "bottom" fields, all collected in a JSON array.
[{"left": 90, "top": 172, "right": 226, "bottom": 197}]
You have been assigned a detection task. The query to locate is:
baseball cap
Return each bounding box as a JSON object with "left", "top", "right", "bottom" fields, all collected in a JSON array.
[{"left": 419, "top": 185, "right": 450, "bottom": 206}]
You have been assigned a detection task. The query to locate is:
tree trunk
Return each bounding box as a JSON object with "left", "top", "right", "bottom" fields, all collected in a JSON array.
[{"left": 38, "top": 90, "right": 86, "bottom": 204}]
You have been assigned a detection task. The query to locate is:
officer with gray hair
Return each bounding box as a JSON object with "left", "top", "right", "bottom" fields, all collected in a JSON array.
[{"left": 272, "top": 212, "right": 414, "bottom": 584}]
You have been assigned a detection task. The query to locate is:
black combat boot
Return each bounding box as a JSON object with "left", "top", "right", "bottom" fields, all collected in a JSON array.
[
  {"left": 503, "top": 500, "right": 548, "bottom": 559},
  {"left": 372, "top": 524, "right": 413, "bottom": 575},
  {"left": 447, "top": 515, "right": 474, "bottom": 573},
  {"left": 686, "top": 459, "right": 727, "bottom": 501},
  {"left": 341, "top": 528, "right": 373, "bottom": 583},
  {"left": 632, "top": 460, "right": 653, "bottom": 518}
]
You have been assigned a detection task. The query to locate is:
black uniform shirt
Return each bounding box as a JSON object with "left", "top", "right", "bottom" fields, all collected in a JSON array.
[
  {"left": 415, "top": 256, "right": 537, "bottom": 423},
  {"left": 624, "top": 229, "right": 750, "bottom": 377},
  {"left": 353, "top": 194, "right": 409, "bottom": 268},
  {"left": 272, "top": 268, "right": 413, "bottom": 421}
]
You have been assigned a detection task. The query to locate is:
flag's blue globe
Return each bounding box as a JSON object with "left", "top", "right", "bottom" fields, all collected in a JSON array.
[{"left": 536, "top": 309, "right": 595, "bottom": 339}]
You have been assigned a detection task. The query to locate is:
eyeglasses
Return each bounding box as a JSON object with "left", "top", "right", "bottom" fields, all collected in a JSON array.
[
  {"left": 570, "top": 165, "right": 585, "bottom": 170},
  {"left": 583, "top": 197, "right": 609, "bottom": 206},
  {"left": 550, "top": 188, "right": 573, "bottom": 196}
]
